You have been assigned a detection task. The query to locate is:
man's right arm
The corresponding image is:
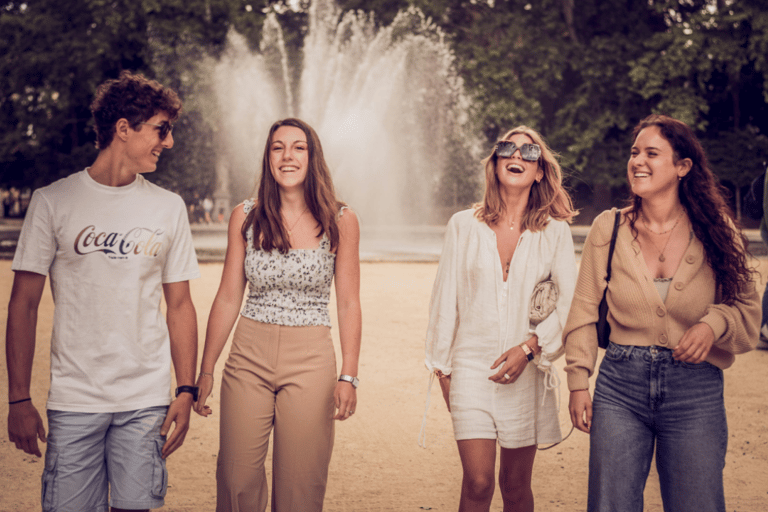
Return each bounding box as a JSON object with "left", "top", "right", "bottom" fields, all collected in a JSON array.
[{"left": 6, "top": 270, "right": 47, "bottom": 457}]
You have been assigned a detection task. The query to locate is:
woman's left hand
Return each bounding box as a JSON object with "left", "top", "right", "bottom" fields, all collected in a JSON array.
[
  {"left": 333, "top": 380, "right": 357, "bottom": 420},
  {"left": 489, "top": 345, "right": 529, "bottom": 384},
  {"left": 673, "top": 322, "right": 715, "bottom": 363}
]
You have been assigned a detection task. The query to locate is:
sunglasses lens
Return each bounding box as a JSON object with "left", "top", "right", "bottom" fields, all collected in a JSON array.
[
  {"left": 495, "top": 141, "right": 516, "bottom": 158},
  {"left": 160, "top": 122, "right": 172, "bottom": 139},
  {"left": 520, "top": 144, "right": 541, "bottom": 161}
]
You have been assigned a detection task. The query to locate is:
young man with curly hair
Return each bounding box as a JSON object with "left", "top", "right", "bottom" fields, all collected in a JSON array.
[{"left": 6, "top": 71, "right": 200, "bottom": 512}]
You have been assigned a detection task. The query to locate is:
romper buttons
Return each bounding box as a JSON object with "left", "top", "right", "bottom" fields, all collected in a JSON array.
[
  {"left": 656, "top": 306, "right": 665, "bottom": 317},
  {"left": 658, "top": 333, "right": 668, "bottom": 345},
  {"left": 674, "top": 282, "right": 684, "bottom": 291},
  {"left": 685, "top": 255, "right": 695, "bottom": 264}
]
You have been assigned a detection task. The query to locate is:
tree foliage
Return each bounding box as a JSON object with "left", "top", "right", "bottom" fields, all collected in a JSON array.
[{"left": 2, "top": 0, "right": 768, "bottom": 220}]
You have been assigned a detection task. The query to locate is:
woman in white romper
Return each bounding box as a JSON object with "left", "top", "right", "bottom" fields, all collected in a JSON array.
[
  {"left": 193, "top": 118, "right": 361, "bottom": 511},
  {"left": 425, "top": 126, "right": 577, "bottom": 511}
]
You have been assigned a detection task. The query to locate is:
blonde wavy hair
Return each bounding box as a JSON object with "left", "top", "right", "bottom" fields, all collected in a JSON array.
[{"left": 474, "top": 125, "right": 577, "bottom": 231}]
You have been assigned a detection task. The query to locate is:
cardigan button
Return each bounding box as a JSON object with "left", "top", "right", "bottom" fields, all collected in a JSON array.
[
  {"left": 674, "top": 282, "right": 684, "bottom": 291},
  {"left": 656, "top": 306, "right": 665, "bottom": 317},
  {"left": 658, "top": 333, "right": 668, "bottom": 345},
  {"left": 685, "top": 255, "right": 695, "bottom": 264}
]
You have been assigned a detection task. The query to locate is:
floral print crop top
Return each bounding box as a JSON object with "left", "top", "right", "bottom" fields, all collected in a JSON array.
[{"left": 240, "top": 199, "right": 338, "bottom": 327}]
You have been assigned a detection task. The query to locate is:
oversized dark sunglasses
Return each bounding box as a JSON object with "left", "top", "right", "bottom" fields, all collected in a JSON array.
[
  {"left": 141, "top": 121, "right": 173, "bottom": 140},
  {"left": 495, "top": 141, "right": 541, "bottom": 161}
]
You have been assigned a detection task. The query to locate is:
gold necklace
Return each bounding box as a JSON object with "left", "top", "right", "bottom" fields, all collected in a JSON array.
[
  {"left": 643, "top": 215, "right": 683, "bottom": 262},
  {"left": 284, "top": 206, "right": 308, "bottom": 237},
  {"left": 641, "top": 208, "right": 684, "bottom": 235}
]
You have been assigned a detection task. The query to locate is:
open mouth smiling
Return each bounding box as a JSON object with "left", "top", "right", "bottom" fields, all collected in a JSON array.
[{"left": 505, "top": 163, "right": 525, "bottom": 174}]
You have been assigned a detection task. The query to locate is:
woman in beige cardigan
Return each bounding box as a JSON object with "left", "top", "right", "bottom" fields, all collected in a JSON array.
[{"left": 563, "top": 114, "right": 760, "bottom": 512}]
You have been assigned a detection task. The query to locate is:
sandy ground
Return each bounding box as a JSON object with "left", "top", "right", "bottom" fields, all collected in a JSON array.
[{"left": 1, "top": 259, "right": 768, "bottom": 512}]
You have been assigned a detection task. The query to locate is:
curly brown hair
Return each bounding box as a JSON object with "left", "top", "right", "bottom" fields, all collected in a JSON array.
[
  {"left": 242, "top": 118, "right": 345, "bottom": 254},
  {"left": 90, "top": 70, "right": 182, "bottom": 149},
  {"left": 626, "top": 114, "right": 751, "bottom": 305}
]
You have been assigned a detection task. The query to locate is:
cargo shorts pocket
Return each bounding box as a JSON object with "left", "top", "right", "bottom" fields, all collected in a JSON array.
[
  {"left": 41, "top": 451, "right": 58, "bottom": 511},
  {"left": 150, "top": 437, "right": 168, "bottom": 499}
]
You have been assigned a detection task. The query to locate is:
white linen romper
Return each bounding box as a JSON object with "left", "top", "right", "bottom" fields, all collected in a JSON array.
[{"left": 424, "top": 209, "right": 577, "bottom": 448}]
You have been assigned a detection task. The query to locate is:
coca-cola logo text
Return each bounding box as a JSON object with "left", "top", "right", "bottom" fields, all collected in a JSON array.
[{"left": 74, "top": 225, "right": 164, "bottom": 257}]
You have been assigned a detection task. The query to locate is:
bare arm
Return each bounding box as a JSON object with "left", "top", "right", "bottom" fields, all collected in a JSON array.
[
  {"left": 159, "top": 279, "right": 198, "bottom": 458},
  {"left": 194, "top": 205, "right": 248, "bottom": 416},
  {"left": 333, "top": 210, "right": 361, "bottom": 421},
  {"left": 6, "top": 271, "right": 47, "bottom": 457}
]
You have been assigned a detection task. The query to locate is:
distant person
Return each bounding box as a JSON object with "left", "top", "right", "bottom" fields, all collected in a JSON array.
[
  {"left": 743, "top": 165, "right": 768, "bottom": 349},
  {"left": 0, "top": 187, "right": 7, "bottom": 217},
  {"left": 6, "top": 71, "right": 200, "bottom": 512},
  {"left": 203, "top": 196, "right": 214, "bottom": 223},
  {"left": 564, "top": 114, "right": 760, "bottom": 512},
  {"left": 193, "top": 118, "right": 362, "bottom": 511},
  {"left": 424, "top": 126, "right": 577, "bottom": 511}
]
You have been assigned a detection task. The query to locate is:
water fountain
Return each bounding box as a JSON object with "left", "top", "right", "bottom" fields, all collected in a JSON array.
[{"left": 211, "top": 0, "right": 481, "bottom": 258}]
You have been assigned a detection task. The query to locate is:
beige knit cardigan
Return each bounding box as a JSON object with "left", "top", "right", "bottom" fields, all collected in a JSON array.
[{"left": 563, "top": 208, "right": 760, "bottom": 392}]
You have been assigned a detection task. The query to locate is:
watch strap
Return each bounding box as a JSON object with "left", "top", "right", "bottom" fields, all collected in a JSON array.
[
  {"left": 338, "top": 374, "right": 359, "bottom": 388},
  {"left": 176, "top": 385, "right": 199, "bottom": 402},
  {"left": 520, "top": 343, "right": 534, "bottom": 362}
]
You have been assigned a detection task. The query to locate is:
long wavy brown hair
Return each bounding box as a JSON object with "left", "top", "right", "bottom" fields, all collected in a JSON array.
[
  {"left": 475, "top": 125, "right": 577, "bottom": 230},
  {"left": 626, "top": 114, "right": 751, "bottom": 304},
  {"left": 242, "top": 118, "right": 345, "bottom": 254}
]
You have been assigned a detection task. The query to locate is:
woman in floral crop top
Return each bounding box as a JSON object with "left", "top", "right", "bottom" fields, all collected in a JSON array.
[{"left": 194, "top": 118, "right": 361, "bottom": 511}]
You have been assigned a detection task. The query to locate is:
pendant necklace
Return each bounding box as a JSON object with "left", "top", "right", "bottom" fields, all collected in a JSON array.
[
  {"left": 284, "top": 206, "right": 308, "bottom": 237},
  {"left": 641, "top": 208, "right": 685, "bottom": 262}
]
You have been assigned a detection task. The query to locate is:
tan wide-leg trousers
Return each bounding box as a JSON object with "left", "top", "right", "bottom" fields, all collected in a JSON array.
[{"left": 216, "top": 317, "right": 337, "bottom": 512}]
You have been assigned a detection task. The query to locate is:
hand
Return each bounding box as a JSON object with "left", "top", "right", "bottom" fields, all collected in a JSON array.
[
  {"left": 193, "top": 373, "right": 214, "bottom": 417},
  {"left": 569, "top": 389, "right": 592, "bottom": 434},
  {"left": 160, "top": 394, "right": 193, "bottom": 458},
  {"left": 333, "top": 380, "right": 357, "bottom": 421},
  {"left": 437, "top": 374, "right": 451, "bottom": 412},
  {"left": 489, "top": 345, "right": 529, "bottom": 384},
  {"left": 8, "top": 401, "right": 46, "bottom": 457},
  {"left": 673, "top": 322, "right": 715, "bottom": 364}
]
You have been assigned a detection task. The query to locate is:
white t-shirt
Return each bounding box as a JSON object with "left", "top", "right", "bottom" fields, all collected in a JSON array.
[{"left": 12, "top": 169, "right": 200, "bottom": 413}]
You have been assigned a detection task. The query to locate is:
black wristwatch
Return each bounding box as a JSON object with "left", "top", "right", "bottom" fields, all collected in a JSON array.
[{"left": 175, "top": 385, "right": 199, "bottom": 401}]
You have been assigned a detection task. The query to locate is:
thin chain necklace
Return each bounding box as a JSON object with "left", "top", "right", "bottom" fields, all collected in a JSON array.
[
  {"left": 641, "top": 209, "right": 684, "bottom": 262},
  {"left": 641, "top": 208, "right": 685, "bottom": 235},
  {"left": 283, "top": 206, "right": 308, "bottom": 237}
]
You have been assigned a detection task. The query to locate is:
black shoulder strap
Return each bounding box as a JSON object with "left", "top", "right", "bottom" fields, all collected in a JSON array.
[{"left": 605, "top": 209, "right": 621, "bottom": 282}]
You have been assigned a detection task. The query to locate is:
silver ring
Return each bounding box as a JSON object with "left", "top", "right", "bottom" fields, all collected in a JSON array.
[{"left": 503, "top": 374, "right": 510, "bottom": 380}]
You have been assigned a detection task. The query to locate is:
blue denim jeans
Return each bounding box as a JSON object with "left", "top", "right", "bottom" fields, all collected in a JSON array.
[
  {"left": 761, "top": 279, "right": 768, "bottom": 329},
  {"left": 588, "top": 342, "right": 727, "bottom": 512}
]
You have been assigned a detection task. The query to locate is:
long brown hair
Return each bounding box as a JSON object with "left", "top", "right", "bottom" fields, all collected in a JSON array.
[
  {"left": 475, "top": 125, "right": 577, "bottom": 230},
  {"left": 626, "top": 114, "right": 751, "bottom": 304},
  {"left": 242, "top": 118, "right": 344, "bottom": 253}
]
